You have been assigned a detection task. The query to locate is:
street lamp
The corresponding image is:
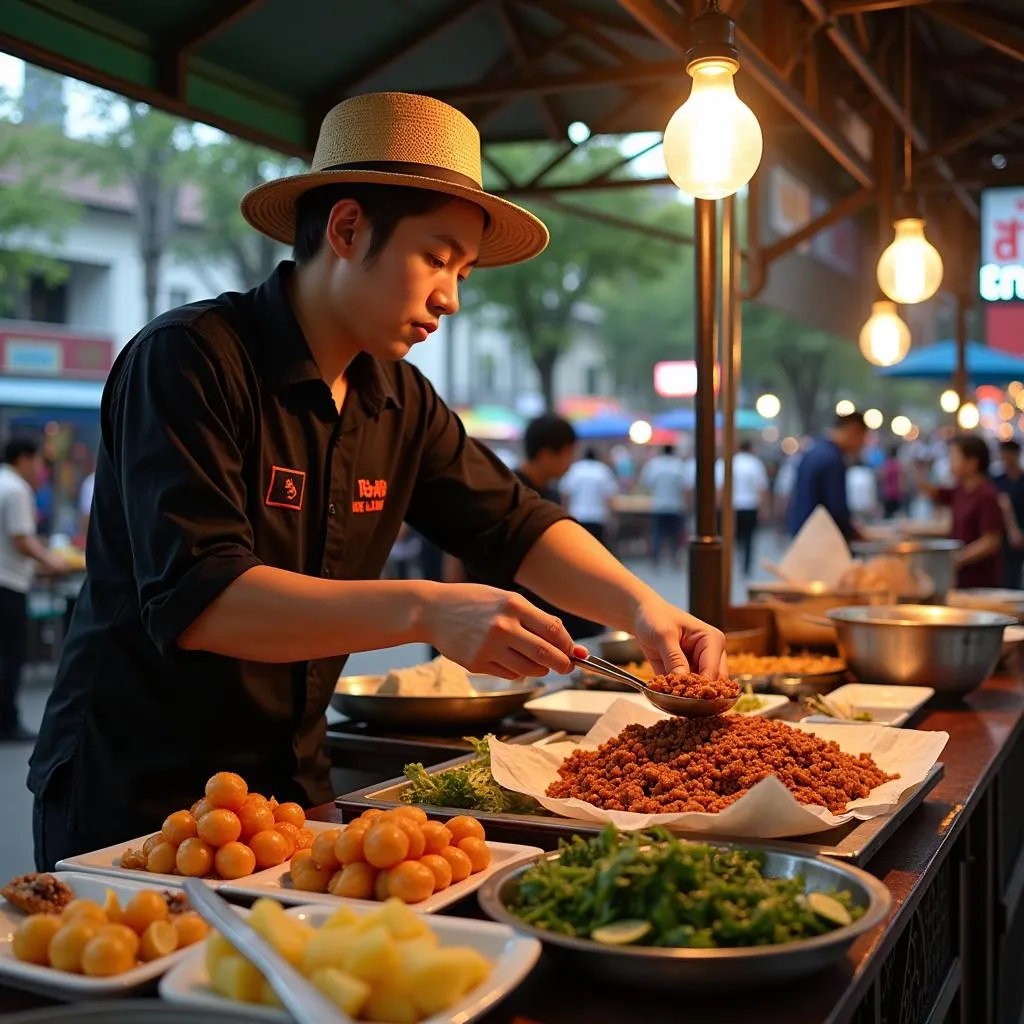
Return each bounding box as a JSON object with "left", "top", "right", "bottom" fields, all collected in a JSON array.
[
  {"left": 939, "top": 389, "right": 959, "bottom": 414},
  {"left": 891, "top": 415, "right": 912, "bottom": 437},
  {"left": 755, "top": 393, "right": 781, "bottom": 419},
  {"left": 864, "top": 408, "right": 884, "bottom": 430},
  {"left": 957, "top": 402, "right": 980, "bottom": 430},
  {"left": 835, "top": 399, "right": 856, "bottom": 416},
  {"left": 858, "top": 300, "right": 911, "bottom": 367},
  {"left": 876, "top": 216, "right": 944, "bottom": 305},
  {"left": 662, "top": 1, "right": 762, "bottom": 199}
]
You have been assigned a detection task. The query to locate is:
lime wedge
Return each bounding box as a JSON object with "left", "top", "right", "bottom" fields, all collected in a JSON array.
[
  {"left": 808, "top": 892, "right": 852, "bottom": 927},
  {"left": 591, "top": 920, "right": 652, "bottom": 946}
]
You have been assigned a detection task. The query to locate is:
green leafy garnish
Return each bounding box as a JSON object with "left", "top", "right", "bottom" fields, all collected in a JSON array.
[
  {"left": 401, "top": 736, "right": 541, "bottom": 814},
  {"left": 509, "top": 825, "right": 864, "bottom": 947}
]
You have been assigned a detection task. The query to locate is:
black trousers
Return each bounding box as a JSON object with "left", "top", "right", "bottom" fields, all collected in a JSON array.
[
  {"left": 735, "top": 509, "right": 759, "bottom": 576},
  {"left": 0, "top": 585, "right": 28, "bottom": 735}
]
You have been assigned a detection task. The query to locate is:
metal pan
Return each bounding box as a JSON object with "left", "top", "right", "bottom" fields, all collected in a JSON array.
[
  {"left": 331, "top": 673, "right": 543, "bottom": 731},
  {"left": 477, "top": 840, "right": 891, "bottom": 989}
]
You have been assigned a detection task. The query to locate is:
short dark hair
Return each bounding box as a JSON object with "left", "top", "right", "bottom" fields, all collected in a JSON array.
[
  {"left": 293, "top": 183, "right": 461, "bottom": 266},
  {"left": 3, "top": 436, "right": 38, "bottom": 465},
  {"left": 1002, "top": 439, "right": 1022, "bottom": 455},
  {"left": 951, "top": 433, "right": 991, "bottom": 474},
  {"left": 739, "top": 439, "right": 753, "bottom": 453},
  {"left": 834, "top": 411, "right": 867, "bottom": 430},
  {"left": 661, "top": 443, "right": 675, "bottom": 456},
  {"left": 524, "top": 414, "right": 576, "bottom": 460},
  {"left": 583, "top": 446, "right": 599, "bottom": 461},
  {"left": 888, "top": 444, "right": 900, "bottom": 458}
]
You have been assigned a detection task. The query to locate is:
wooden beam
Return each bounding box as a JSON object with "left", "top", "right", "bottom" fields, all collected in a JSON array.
[
  {"left": 830, "top": 0, "right": 934, "bottom": 13},
  {"left": 520, "top": 0, "right": 638, "bottom": 65},
  {"left": 499, "top": 175, "right": 676, "bottom": 196},
  {"left": 494, "top": 1, "right": 562, "bottom": 139},
  {"left": 798, "top": 0, "right": 979, "bottom": 217},
  {"left": 761, "top": 185, "right": 878, "bottom": 264},
  {"left": 925, "top": 2, "right": 1024, "bottom": 64},
  {"left": 529, "top": 195, "right": 698, "bottom": 246},
  {"left": 920, "top": 101, "right": 1024, "bottom": 168},
  {"left": 615, "top": 0, "right": 875, "bottom": 186},
  {"left": 158, "top": 0, "right": 268, "bottom": 99},
  {"left": 312, "top": 0, "right": 491, "bottom": 111},
  {"left": 437, "top": 60, "right": 685, "bottom": 103}
]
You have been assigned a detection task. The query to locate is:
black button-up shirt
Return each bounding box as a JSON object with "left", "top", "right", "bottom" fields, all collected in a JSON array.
[{"left": 29, "top": 263, "right": 568, "bottom": 848}]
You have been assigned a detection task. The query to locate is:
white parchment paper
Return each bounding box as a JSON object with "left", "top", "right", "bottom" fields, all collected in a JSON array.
[{"left": 489, "top": 699, "right": 947, "bottom": 839}]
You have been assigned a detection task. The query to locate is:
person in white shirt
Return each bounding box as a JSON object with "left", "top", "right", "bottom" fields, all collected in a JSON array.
[
  {"left": 559, "top": 447, "right": 619, "bottom": 546},
  {"left": 0, "top": 438, "right": 68, "bottom": 742},
  {"left": 846, "top": 461, "right": 880, "bottom": 521},
  {"left": 640, "top": 444, "right": 690, "bottom": 566},
  {"left": 78, "top": 471, "right": 95, "bottom": 538},
  {"left": 715, "top": 440, "right": 769, "bottom": 576}
]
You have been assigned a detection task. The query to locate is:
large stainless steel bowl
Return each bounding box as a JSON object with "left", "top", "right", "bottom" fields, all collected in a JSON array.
[
  {"left": 851, "top": 539, "right": 962, "bottom": 600},
  {"left": 331, "top": 673, "right": 542, "bottom": 730},
  {"left": 477, "top": 841, "right": 891, "bottom": 989},
  {"left": 595, "top": 630, "right": 645, "bottom": 664},
  {"left": 827, "top": 604, "right": 1015, "bottom": 692}
]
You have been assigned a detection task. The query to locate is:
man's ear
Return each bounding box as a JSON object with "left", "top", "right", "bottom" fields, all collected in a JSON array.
[{"left": 324, "top": 198, "right": 364, "bottom": 259}]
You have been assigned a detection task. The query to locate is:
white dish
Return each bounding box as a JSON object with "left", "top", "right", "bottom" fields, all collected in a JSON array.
[
  {"left": 221, "top": 840, "right": 543, "bottom": 914},
  {"left": 56, "top": 820, "right": 339, "bottom": 890},
  {"left": 825, "top": 683, "right": 934, "bottom": 716},
  {"left": 0, "top": 871, "right": 203, "bottom": 1000},
  {"left": 159, "top": 901, "right": 541, "bottom": 1022},
  {"left": 802, "top": 707, "right": 908, "bottom": 727},
  {"left": 726, "top": 693, "right": 791, "bottom": 719},
  {"left": 1004, "top": 625, "right": 1024, "bottom": 644},
  {"left": 524, "top": 690, "right": 649, "bottom": 732}
]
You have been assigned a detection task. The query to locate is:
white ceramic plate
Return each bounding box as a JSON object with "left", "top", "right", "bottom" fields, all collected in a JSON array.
[
  {"left": 56, "top": 821, "right": 339, "bottom": 890},
  {"left": 726, "top": 693, "right": 791, "bottom": 719},
  {"left": 826, "top": 683, "right": 934, "bottom": 716},
  {"left": 159, "top": 901, "right": 541, "bottom": 1022},
  {"left": 801, "top": 707, "right": 908, "bottom": 727},
  {"left": 220, "top": 840, "right": 543, "bottom": 914},
  {"left": 0, "top": 872, "right": 203, "bottom": 1000},
  {"left": 524, "top": 690, "right": 649, "bottom": 732}
]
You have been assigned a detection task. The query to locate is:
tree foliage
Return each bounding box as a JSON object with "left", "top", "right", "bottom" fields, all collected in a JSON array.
[{"left": 177, "top": 136, "right": 302, "bottom": 290}]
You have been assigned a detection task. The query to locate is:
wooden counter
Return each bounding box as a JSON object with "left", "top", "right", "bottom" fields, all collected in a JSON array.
[{"left": 3, "top": 675, "right": 1024, "bottom": 1023}]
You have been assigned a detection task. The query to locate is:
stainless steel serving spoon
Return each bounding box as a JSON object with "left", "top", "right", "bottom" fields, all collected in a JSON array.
[{"left": 572, "top": 653, "right": 738, "bottom": 717}]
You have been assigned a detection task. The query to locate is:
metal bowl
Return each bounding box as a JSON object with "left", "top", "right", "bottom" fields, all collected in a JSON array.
[
  {"left": 477, "top": 841, "right": 891, "bottom": 989},
  {"left": 595, "top": 630, "right": 645, "bottom": 664},
  {"left": 331, "top": 673, "right": 542, "bottom": 730},
  {"left": 767, "top": 670, "right": 848, "bottom": 699},
  {"left": 827, "top": 605, "right": 1015, "bottom": 693},
  {"left": 851, "top": 539, "right": 962, "bottom": 601}
]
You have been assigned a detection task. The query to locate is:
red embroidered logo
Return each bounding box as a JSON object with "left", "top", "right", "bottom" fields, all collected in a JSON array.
[
  {"left": 353, "top": 478, "right": 387, "bottom": 514},
  {"left": 266, "top": 466, "right": 306, "bottom": 511}
]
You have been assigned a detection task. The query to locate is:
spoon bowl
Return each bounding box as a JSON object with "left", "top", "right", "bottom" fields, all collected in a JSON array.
[{"left": 572, "top": 655, "right": 738, "bottom": 718}]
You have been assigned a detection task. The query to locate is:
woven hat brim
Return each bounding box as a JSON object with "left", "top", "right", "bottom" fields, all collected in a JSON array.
[{"left": 240, "top": 170, "right": 549, "bottom": 268}]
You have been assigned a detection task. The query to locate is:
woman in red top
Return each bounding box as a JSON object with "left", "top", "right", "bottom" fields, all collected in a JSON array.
[
  {"left": 918, "top": 434, "right": 1004, "bottom": 588},
  {"left": 881, "top": 445, "right": 904, "bottom": 518}
]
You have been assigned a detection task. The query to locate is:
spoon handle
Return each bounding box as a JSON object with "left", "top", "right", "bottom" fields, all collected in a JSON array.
[{"left": 573, "top": 655, "right": 647, "bottom": 691}]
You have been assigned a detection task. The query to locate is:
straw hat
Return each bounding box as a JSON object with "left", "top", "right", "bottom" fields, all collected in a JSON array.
[{"left": 240, "top": 92, "right": 549, "bottom": 268}]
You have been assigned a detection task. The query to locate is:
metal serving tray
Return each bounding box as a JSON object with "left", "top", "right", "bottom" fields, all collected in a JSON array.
[{"left": 335, "top": 753, "right": 944, "bottom": 866}]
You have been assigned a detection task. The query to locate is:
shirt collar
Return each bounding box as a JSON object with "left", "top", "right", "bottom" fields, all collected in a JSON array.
[{"left": 255, "top": 261, "right": 402, "bottom": 415}]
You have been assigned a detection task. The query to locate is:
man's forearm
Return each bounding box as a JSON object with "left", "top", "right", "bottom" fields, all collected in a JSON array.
[
  {"left": 515, "top": 520, "right": 653, "bottom": 632},
  {"left": 179, "top": 565, "right": 435, "bottom": 661},
  {"left": 955, "top": 533, "right": 1002, "bottom": 568},
  {"left": 14, "top": 534, "right": 57, "bottom": 567}
]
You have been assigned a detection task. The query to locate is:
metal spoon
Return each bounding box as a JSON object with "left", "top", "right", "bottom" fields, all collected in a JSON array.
[
  {"left": 573, "top": 654, "right": 738, "bottom": 717},
  {"left": 183, "top": 879, "right": 349, "bottom": 1024}
]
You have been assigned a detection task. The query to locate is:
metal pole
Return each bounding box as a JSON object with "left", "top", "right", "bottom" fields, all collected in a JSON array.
[
  {"left": 689, "top": 197, "right": 724, "bottom": 627},
  {"left": 720, "top": 194, "right": 737, "bottom": 614},
  {"left": 955, "top": 296, "right": 969, "bottom": 407}
]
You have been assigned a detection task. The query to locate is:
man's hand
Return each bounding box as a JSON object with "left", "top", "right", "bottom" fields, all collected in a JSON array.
[
  {"left": 632, "top": 594, "right": 727, "bottom": 678},
  {"left": 423, "top": 584, "right": 580, "bottom": 680},
  {"left": 42, "top": 553, "right": 70, "bottom": 575}
]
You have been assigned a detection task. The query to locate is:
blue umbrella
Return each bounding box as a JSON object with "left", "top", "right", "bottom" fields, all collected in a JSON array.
[
  {"left": 573, "top": 413, "right": 637, "bottom": 439},
  {"left": 877, "top": 340, "right": 1024, "bottom": 384}
]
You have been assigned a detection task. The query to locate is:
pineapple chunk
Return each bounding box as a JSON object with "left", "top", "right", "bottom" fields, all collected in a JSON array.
[
  {"left": 365, "top": 984, "right": 421, "bottom": 1024},
  {"left": 407, "top": 948, "right": 487, "bottom": 1016},
  {"left": 211, "top": 954, "right": 264, "bottom": 1004},
  {"left": 352, "top": 908, "right": 387, "bottom": 935},
  {"left": 343, "top": 925, "right": 399, "bottom": 984},
  {"left": 323, "top": 905, "right": 359, "bottom": 930},
  {"left": 247, "top": 899, "right": 287, "bottom": 941},
  {"left": 204, "top": 932, "right": 236, "bottom": 978},
  {"left": 301, "top": 925, "right": 359, "bottom": 975},
  {"left": 309, "top": 967, "right": 371, "bottom": 1017},
  {"left": 451, "top": 946, "right": 492, "bottom": 992},
  {"left": 380, "top": 898, "right": 430, "bottom": 941}
]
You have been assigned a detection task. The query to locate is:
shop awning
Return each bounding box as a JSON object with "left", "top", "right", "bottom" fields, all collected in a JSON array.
[{"left": 0, "top": 378, "right": 105, "bottom": 409}]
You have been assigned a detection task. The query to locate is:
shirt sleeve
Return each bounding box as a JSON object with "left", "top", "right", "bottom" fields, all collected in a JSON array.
[
  {"left": 403, "top": 376, "right": 570, "bottom": 583},
  {"left": 935, "top": 487, "right": 955, "bottom": 507},
  {"left": 822, "top": 454, "right": 853, "bottom": 537},
  {"left": 107, "top": 324, "right": 263, "bottom": 656},
  {"left": 6, "top": 486, "right": 36, "bottom": 538},
  {"left": 980, "top": 490, "right": 1005, "bottom": 538}
]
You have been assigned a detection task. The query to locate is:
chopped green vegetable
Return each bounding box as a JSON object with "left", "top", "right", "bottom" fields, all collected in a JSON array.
[
  {"left": 401, "top": 736, "right": 542, "bottom": 814},
  {"left": 732, "top": 683, "right": 765, "bottom": 714},
  {"left": 508, "top": 825, "right": 864, "bottom": 948}
]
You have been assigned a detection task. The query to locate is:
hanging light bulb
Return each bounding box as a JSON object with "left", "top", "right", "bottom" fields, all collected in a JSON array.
[
  {"left": 939, "top": 389, "right": 959, "bottom": 413},
  {"left": 957, "top": 401, "right": 980, "bottom": 430},
  {"left": 662, "top": 1, "right": 762, "bottom": 199},
  {"left": 859, "top": 300, "right": 911, "bottom": 367},
  {"left": 876, "top": 217, "right": 944, "bottom": 304}
]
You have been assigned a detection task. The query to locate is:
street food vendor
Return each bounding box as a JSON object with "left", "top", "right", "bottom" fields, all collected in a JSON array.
[{"left": 28, "top": 92, "right": 726, "bottom": 870}]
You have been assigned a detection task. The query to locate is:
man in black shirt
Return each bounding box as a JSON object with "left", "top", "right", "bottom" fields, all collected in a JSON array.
[
  {"left": 29, "top": 92, "right": 726, "bottom": 869},
  {"left": 996, "top": 439, "right": 1024, "bottom": 588}
]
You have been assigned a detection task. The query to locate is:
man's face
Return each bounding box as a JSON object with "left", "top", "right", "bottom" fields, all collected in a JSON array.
[
  {"left": 539, "top": 444, "right": 575, "bottom": 483},
  {"left": 17, "top": 454, "right": 43, "bottom": 489},
  {"left": 838, "top": 425, "right": 867, "bottom": 456},
  {"left": 1005, "top": 447, "right": 1022, "bottom": 474},
  {"left": 948, "top": 444, "right": 967, "bottom": 481},
  {"left": 329, "top": 197, "right": 484, "bottom": 361}
]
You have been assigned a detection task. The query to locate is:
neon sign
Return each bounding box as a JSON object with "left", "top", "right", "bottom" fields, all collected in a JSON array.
[{"left": 980, "top": 188, "right": 1024, "bottom": 302}]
